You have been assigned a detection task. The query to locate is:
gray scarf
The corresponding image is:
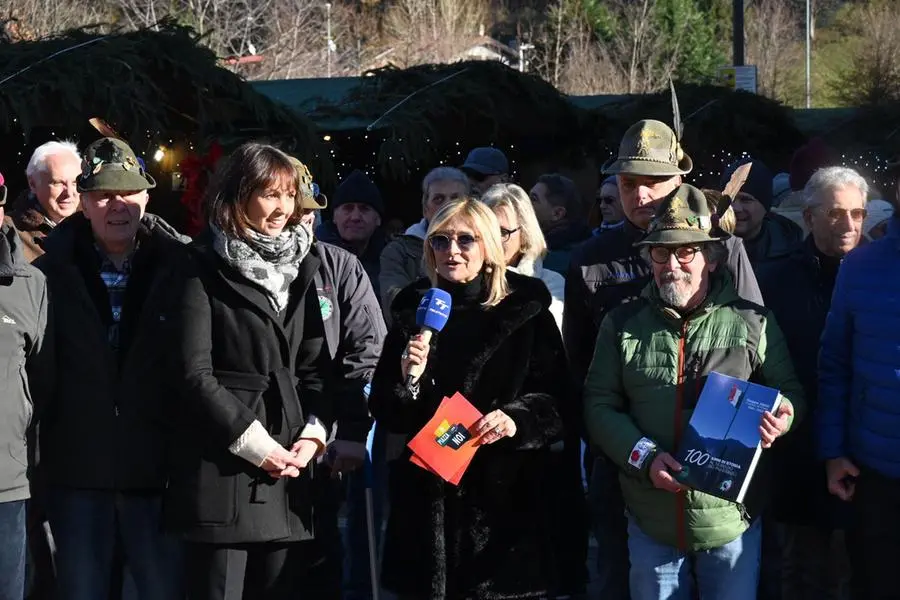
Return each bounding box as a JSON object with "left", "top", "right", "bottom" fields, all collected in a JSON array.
[{"left": 212, "top": 223, "right": 313, "bottom": 312}]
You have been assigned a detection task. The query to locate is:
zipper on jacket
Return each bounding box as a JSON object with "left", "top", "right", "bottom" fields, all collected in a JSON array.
[{"left": 674, "top": 320, "right": 689, "bottom": 552}]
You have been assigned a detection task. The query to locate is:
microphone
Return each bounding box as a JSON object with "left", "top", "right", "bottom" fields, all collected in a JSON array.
[{"left": 405, "top": 288, "right": 452, "bottom": 387}]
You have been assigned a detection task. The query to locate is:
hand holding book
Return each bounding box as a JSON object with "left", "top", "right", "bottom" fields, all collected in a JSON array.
[
  {"left": 649, "top": 452, "right": 687, "bottom": 494},
  {"left": 759, "top": 402, "right": 793, "bottom": 448}
]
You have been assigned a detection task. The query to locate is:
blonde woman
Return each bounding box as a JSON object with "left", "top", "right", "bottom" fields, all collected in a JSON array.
[
  {"left": 368, "top": 198, "right": 570, "bottom": 600},
  {"left": 481, "top": 183, "right": 565, "bottom": 330}
]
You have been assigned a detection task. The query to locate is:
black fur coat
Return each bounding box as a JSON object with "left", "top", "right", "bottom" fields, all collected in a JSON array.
[{"left": 369, "top": 272, "right": 571, "bottom": 600}]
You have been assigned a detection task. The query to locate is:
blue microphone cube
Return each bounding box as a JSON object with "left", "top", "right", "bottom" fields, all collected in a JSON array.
[{"left": 416, "top": 288, "right": 452, "bottom": 332}]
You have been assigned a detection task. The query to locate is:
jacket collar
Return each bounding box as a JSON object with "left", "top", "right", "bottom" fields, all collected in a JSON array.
[
  {"left": 10, "top": 196, "right": 55, "bottom": 233},
  {"left": 0, "top": 223, "right": 30, "bottom": 278},
  {"left": 40, "top": 212, "right": 188, "bottom": 266},
  {"left": 192, "top": 229, "right": 320, "bottom": 326},
  {"left": 391, "top": 271, "right": 550, "bottom": 382},
  {"left": 643, "top": 269, "right": 737, "bottom": 325}
]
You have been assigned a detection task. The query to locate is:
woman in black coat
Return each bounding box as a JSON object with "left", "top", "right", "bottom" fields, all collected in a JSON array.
[
  {"left": 167, "top": 144, "right": 331, "bottom": 599},
  {"left": 369, "top": 198, "right": 571, "bottom": 600}
]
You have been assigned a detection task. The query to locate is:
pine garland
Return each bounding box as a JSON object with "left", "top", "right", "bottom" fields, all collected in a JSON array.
[{"left": 0, "top": 19, "right": 330, "bottom": 182}]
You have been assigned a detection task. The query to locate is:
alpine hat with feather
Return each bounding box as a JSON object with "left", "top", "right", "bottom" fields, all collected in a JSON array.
[
  {"left": 602, "top": 81, "right": 693, "bottom": 177},
  {"left": 77, "top": 137, "right": 156, "bottom": 193},
  {"left": 635, "top": 183, "right": 720, "bottom": 246}
]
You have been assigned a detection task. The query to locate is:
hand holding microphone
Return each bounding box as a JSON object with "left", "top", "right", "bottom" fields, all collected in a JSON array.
[{"left": 402, "top": 288, "right": 452, "bottom": 386}]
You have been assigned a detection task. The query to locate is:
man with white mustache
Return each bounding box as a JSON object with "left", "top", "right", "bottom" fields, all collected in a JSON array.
[{"left": 584, "top": 183, "right": 803, "bottom": 600}]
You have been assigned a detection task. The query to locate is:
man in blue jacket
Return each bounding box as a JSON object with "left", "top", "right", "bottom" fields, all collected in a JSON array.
[{"left": 819, "top": 193, "right": 900, "bottom": 600}]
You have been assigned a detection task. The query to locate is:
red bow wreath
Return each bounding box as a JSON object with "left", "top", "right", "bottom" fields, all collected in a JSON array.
[{"left": 179, "top": 142, "right": 223, "bottom": 236}]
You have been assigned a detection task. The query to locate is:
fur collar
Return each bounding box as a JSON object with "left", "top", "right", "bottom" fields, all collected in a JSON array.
[
  {"left": 10, "top": 200, "right": 53, "bottom": 233},
  {"left": 391, "top": 271, "right": 552, "bottom": 396}
]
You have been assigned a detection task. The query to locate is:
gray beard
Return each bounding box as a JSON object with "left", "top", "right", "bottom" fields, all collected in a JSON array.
[{"left": 658, "top": 272, "right": 693, "bottom": 309}]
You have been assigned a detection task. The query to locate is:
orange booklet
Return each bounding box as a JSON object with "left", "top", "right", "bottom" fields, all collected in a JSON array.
[{"left": 408, "top": 392, "right": 482, "bottom": 485}]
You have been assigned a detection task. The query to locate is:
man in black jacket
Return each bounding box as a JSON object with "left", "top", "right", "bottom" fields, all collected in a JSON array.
[
  {"left": 564, "top": 119, "right": 763, "bottom": 600},
  {"left": 0, "top": 176, "right": 53, "bottom": 600},
  {"left": 34, "top": 138, "right": 188, "bottom": 600},
  {"left": 295, "top": 168, "right": 387, "bottom": 599}
]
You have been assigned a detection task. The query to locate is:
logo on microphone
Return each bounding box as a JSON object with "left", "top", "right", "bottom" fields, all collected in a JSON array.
[{"left": 434, "top": 419, "right": 471, "bottom": 450}]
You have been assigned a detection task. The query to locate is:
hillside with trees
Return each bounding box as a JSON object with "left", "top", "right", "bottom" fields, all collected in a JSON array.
[{"left": 0, "top": 0, "right": 896, "bottom": 107}]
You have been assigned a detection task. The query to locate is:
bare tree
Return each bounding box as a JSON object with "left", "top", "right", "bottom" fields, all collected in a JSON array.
[
  {"left": 383, "top": 0, "right": 489, "bottom": 68},
  {"left": 0, "top": 0, "right": 109, "bottom": 40},
  {"left": 112, "top": 0, "right": 365, "bottom": 79},
  {"left": 558, "top": 30, "right": 626, "bottom": 95},
  {"left": 602, "top": 0, "right": 686, "bottom": 94},
  {"left": 830, "top": 0, "right": 900, "bottom": 105},
  {"left": 746, "top": 0, "right": 802, "bottom": 100}
]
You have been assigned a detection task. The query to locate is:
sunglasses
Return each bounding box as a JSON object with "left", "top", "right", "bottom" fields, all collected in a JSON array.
[
  {"left": 428, "top": 233, "right": 479, "bottom": 252},
  {"left": 649, "top": 246, "right": 702, "bottom": 265},
  {"left": 597, "top": 195, "right": 618, "bottom": 205},
  {"left": 817, "top": 207, "right": 867, "bottom": 223},
  {"left": 499, "top": 226, "right": 520, "bottom": 241}
]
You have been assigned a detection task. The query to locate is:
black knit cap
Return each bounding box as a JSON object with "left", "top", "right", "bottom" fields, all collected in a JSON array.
[{"left": 332, "top": 170, "right": 384, "bottom": 216}]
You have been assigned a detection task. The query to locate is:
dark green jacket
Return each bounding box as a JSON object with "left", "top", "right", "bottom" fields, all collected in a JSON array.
[{"left": 584, "top": 271, "right": 804, "bottom": 551}]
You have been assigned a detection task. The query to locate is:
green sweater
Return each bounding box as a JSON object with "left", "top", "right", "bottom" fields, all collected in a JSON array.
[{"left": 583, "top": 271, "right": 804, "bottom": 551}]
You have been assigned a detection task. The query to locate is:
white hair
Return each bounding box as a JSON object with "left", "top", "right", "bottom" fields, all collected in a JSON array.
[
  {"left": 803, "top": 167, "right": 869, "bottom": 208},
  {"left": 26, "top": 140, "right": 81, "bottom": 180},
  {"left": 421, "top": 167, "right": 470, "bottom": 207}
]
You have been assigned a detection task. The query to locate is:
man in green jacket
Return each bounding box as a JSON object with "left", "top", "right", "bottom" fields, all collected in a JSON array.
[{"left": 584, "top": 183, "right": 804, "bottom": 600}]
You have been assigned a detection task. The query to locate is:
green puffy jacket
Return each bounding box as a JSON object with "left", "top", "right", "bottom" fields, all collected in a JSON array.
[{"left": 583, "top": 271, "right": 804, "bottom": 551}]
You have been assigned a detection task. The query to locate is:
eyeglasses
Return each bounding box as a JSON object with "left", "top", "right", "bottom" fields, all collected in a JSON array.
[
  {"left": 649, "top": 246, "right": 702, "bottom": 265},
  {"left": 499, "top": 227, "right": 520, "bottom": 241},
  {"left": 428, "top": 233, "right": 479, "bottom": 252},
  {"left": 816, "top": 207, "right": 868, "bottom": 223},
  {"left": 597, "top": 196, "right": 618, "bottom": 205}
]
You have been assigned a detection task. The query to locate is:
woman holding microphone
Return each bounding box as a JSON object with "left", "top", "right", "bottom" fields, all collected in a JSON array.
[{"left": 368, "top": 198, "right": 570, "bottom": 600}]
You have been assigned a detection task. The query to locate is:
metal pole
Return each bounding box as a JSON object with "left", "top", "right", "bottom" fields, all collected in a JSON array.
[
  {"left": 732, "top": 0, "right": 744, "bottom": 66},
  {"left": 326, "top": 2, "right": 332, "bottom": 78},
  {"left": 806, "top": 0, "right": 812, "bottom": 108}
]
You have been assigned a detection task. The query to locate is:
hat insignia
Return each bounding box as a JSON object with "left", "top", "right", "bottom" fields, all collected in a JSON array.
[
  {"left": 92, "top": 160, "right": 105, "bottom": 175},
  {"left": 636, "top": 127, "right": 660, "bottom": 156},
  {"left": 123, "top": 156, "right": 137, "bottom": 171}
]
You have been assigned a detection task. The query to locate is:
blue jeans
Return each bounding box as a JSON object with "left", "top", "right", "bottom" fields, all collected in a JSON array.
[
  {"left": 47, "top": 488, "right": 183, "bottom": 600},
  {"left": 0, "top": 500, "right": 26, "bottom": 600},
  {"left": 342, "top": 425, "right": 387, "bottom": 600},
  {"left": 627, "top": 514, "right": 762, "bottom": 600},
  {"left": 588, "top": 457, "right": 630, "bottom": 600}
]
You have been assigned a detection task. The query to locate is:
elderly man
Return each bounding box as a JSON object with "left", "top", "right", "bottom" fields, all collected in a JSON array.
[
  {"left": 8, "top": 140, "right": 82, "bottom": 261},
  {"left": 564, "top": 119, "right": 763, "bottom": 600},
  {"left": 379, "top": 166, "right": 470, "bottom": 320},
  {"left": 34, "top": 138, "right": 188, "bottom": 600},
  {"left": 460, "top": 147, "right": 509, "bottom": 196},
  {"left": 315, "top": 170, "right": 387, "bottom": 297},
  {"left": 757, "top": 166, "right": 868, "bottom": 599},
  {"left": 0, "top": 172, "right": 53, "bottom": 599},
  {"left": 584, "top": 183, "right": 803, "bottom": 600},
  {"left": 817, "top": 170, "right": 900, "bottom": 600}
]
